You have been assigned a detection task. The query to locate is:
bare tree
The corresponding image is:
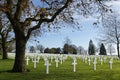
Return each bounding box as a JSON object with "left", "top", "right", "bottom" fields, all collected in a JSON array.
[
  {"left": 107, "top": 44, "right": 116, "bottom": 55},
  {"left": 99, "top": 12, "right": 120, "bottom": 58},
  {"left": 29, "top": 46, "right": 36, "bottom": 53},
  {"left": 0, "top": 12, "right": 14, "bottom": 59},
  {"left": 77, "top": 46, "right": 85, "bottom": 55},
  {"left": 64, "top": 37, "right": 72, "bottom": 45},
  {"left": 36, "top": 44, "right": 44, "bottom": 53},
  {"left": 0, "top": 0, "right": 109, "bottom": 72}
]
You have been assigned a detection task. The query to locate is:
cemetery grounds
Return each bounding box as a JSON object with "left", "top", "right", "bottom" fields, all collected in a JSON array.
[{"left": 0, "top": 54, "right": 120, "bottom": 80}]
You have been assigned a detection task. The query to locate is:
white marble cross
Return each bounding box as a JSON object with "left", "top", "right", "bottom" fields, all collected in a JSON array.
[
  {"left": 33, "top": 53, "right": 38, "bottom": 58},
  {"left": 44, "top": 57, "right": 48, "bottom": 64},
  {"left": 82, "top": 56, "right": 85, "bottom": 62},
  {"left": 63, "top": 55, "right": 67, "bottom": 62},
  {"left": 37, "top": 56, "right": 40, "bottom": 62},
  {"left": 50, "top": 56, "right": 53, "bottom": 62},
  {"left": 85, "top": 57, "right": 87, "bottom": 63},
  {"left": 55, "top": 58, "right": 59, "bottom": 68},
  {"left": 44, "top": 60, "right": 51, "bottom": 74},
  {"left": 88, "top": 57, "right": 91, "bottom": 66},
  {"left": 72, "top": 59, "right": 77, "bottom": 72},
  {"left": 93, "top": 58, "right": 97, "bottom": 71},
  {"left": 104, "top": 56, "right": 107, "bottom": 63},
  {"left": 60, "top": 55, "right": 63, "bottom": 64},
  {"left": 109, "top": 58, "right": 113, "bottom": 69},
  {"left": 32, "top": 58, "right": 39, "bottom": 68},
  {"left": 100, "top": 58, "right": 103, "bottom": 65},
  {"left": 25, "top": 56, "right": 30, "bottom": 65}
]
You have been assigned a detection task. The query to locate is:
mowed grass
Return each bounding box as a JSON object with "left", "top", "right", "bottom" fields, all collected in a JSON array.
[{"left": 0, "top": 55, "right": 120, "bottom": 80}]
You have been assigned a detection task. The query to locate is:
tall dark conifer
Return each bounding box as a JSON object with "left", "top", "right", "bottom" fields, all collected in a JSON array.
[
  {"left": 99, "top": 43, "right": 107, "bottom": 55},
  {"left": 88, "top": 40, "right": 95, "bottom": 55}
]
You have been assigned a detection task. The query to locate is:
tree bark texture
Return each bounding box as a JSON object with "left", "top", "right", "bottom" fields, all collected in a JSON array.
[
  {"left": 117, "top": 43, "right": 120, "bottom": 59},
  {"left": 12, "top": 29, "right": 27, "bottom": 72},
  {"left": 1, "top": 36, "right": 8, "bottom": 59}
]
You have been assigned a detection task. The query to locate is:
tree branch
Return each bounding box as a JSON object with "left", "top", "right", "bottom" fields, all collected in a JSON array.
[
  {"left": 25, "top": 0, "right": 72, "bottom": 40},
  {"left": 14, "top": 0, "right": 28, "bottom": 21},
  {"left": 25, "top": 20, "right": 42, "bottom": 40},
  {"left": 42, "top": 0, "right": 70, "bottom": 23}
]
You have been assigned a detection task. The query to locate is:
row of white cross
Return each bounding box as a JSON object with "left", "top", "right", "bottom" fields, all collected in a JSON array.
[
  {"left": 25, "top": 54, "right": 68, "bottom": 74},
  {"left": 25, "top": 54, "right": 116, "bottom": 74},
  {"left": 82, "top": 56, "right": 114, "bottom": 70}
]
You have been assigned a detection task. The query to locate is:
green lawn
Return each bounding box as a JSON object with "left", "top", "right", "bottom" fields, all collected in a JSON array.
[{"left": 0, "top": 55, "right": 120, "bottom": 80}]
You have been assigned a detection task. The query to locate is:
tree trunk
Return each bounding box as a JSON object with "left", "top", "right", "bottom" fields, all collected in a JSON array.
[
  {"left": 2, "top": 37, "right": 8, "bottom": 59},
  {"left": 117, "top": 43, "right": 120, "bottom": 59},
  {"left": 2, "top": 43, "right": 8, "bottom": 59},
  {"left": 12, "top": 33, "right": 27, "bottom": 72}
]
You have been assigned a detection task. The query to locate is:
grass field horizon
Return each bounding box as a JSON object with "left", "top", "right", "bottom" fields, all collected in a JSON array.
[{"left": 0, "top": 55, "right": 120, "bottom": 80}]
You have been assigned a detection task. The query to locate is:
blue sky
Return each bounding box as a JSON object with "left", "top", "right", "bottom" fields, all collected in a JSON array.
[
  {"left": 28, "top": 17, "right": 99, "bottom": 50},
  {"left": 27, "top": 0, "right": 120, "bottom": 50}
]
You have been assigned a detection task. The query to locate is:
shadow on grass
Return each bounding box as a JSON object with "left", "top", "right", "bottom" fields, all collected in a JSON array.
[
  {"left": 0, "top": 70, "right": 10, "bottom": 73},
  {"left": 0, "top": 69, "right": 30, "bottom": 73}
]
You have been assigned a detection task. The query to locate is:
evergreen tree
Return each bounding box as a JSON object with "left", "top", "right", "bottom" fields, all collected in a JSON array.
[
  {"left": 63, "top": 43, "right": 77, "bottom": 54},
  {"left": 99, "top": 43, "right": 107, "bottom": 55},
  {"left": 88, "top": 40, "right": 95, "bottom": 55},
  {"left": 63, "top": 44, "right": 69, "bottom": 54},
  {"left": 44, "top": 48, "right": 50, "bottom": 53},
  {"left": 72, "top": 47, "right": 77, "bottom": 54},
  {"left": 56, "top": 48, "right": 61, "bottom": 53}
]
